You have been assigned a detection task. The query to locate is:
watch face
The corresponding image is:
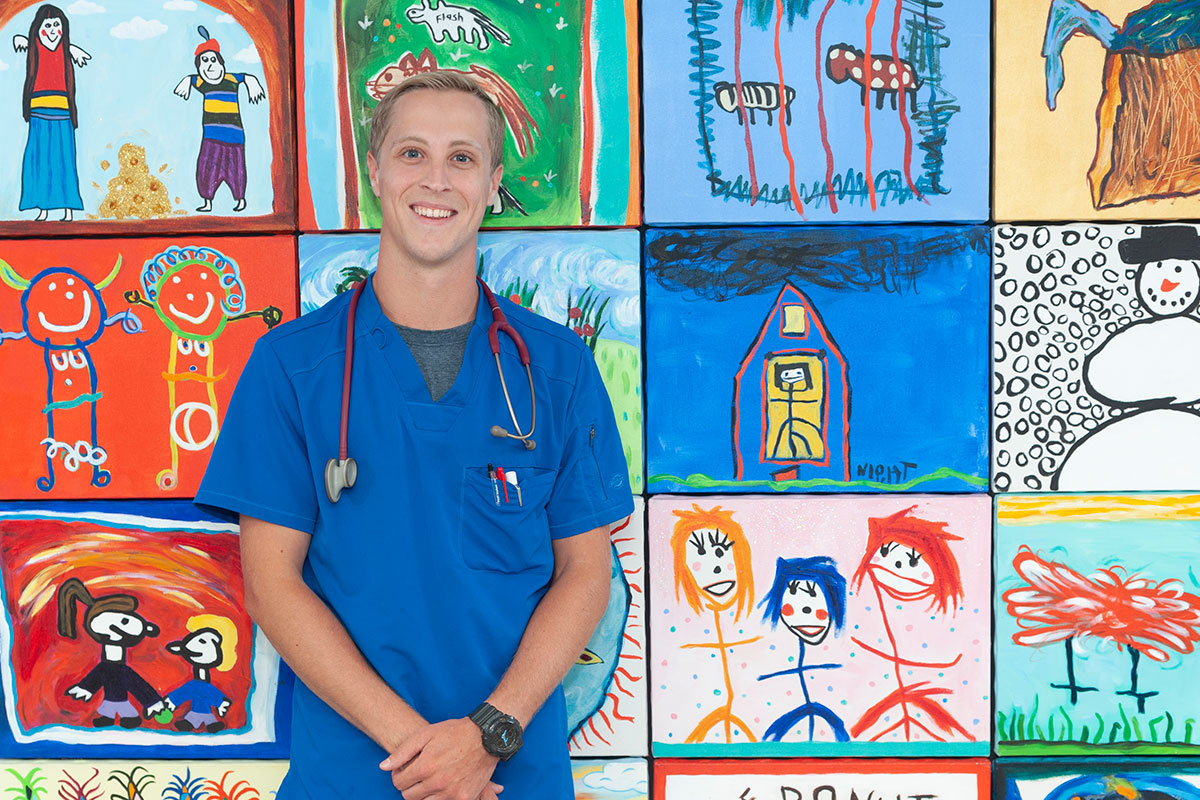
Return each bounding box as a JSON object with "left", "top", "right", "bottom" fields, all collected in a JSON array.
[{"left": 488, "top": 717, "right": 522, "bottom": 757}]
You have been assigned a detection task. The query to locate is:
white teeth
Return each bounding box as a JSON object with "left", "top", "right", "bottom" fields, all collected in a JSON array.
[{"left": 413, "top": 206, "right": 454, "bottom": 219}]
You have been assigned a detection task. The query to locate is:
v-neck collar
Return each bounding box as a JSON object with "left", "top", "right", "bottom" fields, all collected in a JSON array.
[{"left": 357, "top": 276, "right": 491, "bottom": 417}]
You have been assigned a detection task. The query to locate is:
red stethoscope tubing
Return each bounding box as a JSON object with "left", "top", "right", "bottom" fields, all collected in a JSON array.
[{"left": 327, "top": 277, "right": 536, "bottom": 503}]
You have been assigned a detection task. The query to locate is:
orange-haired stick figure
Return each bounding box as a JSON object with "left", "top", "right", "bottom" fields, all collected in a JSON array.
[
  {"left": 670, "top": 504, "right": 760, "bottom": 743},
  {"left": 849, "top": 506, "right": 971, "bottom": 742},
  {"left": 125, "top": 245, "right": 280, "bottom": 490}
]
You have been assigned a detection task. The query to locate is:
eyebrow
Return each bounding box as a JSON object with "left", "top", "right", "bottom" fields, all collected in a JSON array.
[{"left": 393, "top": 136, "right": 484, "bottom": 150}]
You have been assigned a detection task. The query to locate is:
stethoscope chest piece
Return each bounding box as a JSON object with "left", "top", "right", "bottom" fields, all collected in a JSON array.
[{"left": 325, "top": 457, "right": 358, "bottom": 503}]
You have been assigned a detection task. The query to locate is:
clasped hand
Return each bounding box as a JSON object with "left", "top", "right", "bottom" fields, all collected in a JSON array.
[{"left": 380, "top": 717, "right": 503, "bottom": 800}]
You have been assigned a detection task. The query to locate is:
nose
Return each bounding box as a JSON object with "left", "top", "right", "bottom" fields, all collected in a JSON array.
[
  {"left": 420, "top": 157, "right": 452, "bottom": 192},
  {"left": 713, "top": 565, "right": 721, "bottom": 573},
  {"left": 145, "top": 622, "right": 160, "bottom": 637}
]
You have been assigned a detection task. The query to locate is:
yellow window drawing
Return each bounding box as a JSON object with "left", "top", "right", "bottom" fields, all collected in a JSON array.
[{"left": 764, "top": 353, "right": 825, "bottom": 461}]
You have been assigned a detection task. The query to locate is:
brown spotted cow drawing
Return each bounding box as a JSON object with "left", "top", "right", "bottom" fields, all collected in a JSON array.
[{"left": 826, "top": 44, "right": 921, "bottom": 112}]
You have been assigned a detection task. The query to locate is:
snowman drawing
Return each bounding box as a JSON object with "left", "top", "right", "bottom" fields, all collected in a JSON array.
[{"left": 1054, "top": 226, "right": 1200, "bottom": 490}]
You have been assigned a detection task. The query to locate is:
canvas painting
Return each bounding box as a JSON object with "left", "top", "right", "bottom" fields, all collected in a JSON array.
[
  {"left": 998, "top": 762, "right": 1200, "bottom": 800},
  {"left": 653, "top": 758, "right": 989, "bottom": 800},
  {"left": 298, "top": 230, "right": 643, "bottom": 492},
  {"left": 996, "top": 494, "right": 1200, "bottom": 756},
  {"left": 992, "top": 224, "right": 1200, "bottom": 492},
  {"left": 0, "top": 237, "right": 297, "bottom": 499},
  {"left": 573, "top": 758, "right": 648, "bottom": 800},
  {"left": 0, "top": 759, "right": 287, "bottom": 799},
  {"left": 297, "top": 0, "right": 638, "bottom": 230},
  {"left": 641, "top": 0, "right": 990, "bottom": 223},
  {"left": 645, "top": 225, "right": 989, "bottom": 494},
  {"left": 0, "top": 0, "right": 295, "bottom": 233},
  {"left": 995, "top": 0, "right": 1200, "bottom": 220},
  {"left": 0, "top": 503, "right": 286, "bottom": 757},
  {"left": 567, "top": 500, "right": 647, "bottom": 758},
  {"left": 998, "top": 760, "right": 1200, "bottom": 800},
  {"left": 648, "top": 494, "right": 991, "bottom": 757}
]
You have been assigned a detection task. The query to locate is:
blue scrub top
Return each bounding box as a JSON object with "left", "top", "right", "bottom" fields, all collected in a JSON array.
[{"left": 195, "top": 278, "right": 633, "bottom": 798}]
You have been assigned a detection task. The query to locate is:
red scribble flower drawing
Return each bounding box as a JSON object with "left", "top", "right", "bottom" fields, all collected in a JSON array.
[{"left": 1004, "top": 546, "right": 1200, "bottom": 712}]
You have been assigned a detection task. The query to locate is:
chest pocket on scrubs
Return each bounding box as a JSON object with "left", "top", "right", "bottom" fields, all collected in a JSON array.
[{"left": 460, "top": 466, "right": 557, "bottom": 573}]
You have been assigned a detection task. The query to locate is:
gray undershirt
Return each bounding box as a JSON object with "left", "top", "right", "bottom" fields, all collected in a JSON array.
[{"left": 395, "top": 321, "right": 473, "bottom": 402}]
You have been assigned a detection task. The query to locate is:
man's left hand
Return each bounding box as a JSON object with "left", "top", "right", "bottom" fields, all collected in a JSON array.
[{"left": 380, "top": 717, "right": 501, "bottom": 800}]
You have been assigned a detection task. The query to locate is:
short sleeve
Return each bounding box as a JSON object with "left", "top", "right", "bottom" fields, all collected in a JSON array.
[
  {"left": 194, "top": 339, "right": 318, "bottom": 533},
  {"left": 545, "top": 347, "right": 635, "bottom": 539}
]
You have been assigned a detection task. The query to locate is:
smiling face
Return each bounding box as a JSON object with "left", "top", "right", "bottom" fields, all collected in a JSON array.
[
  {"left": 366, "top": 88, "right": 502, "bottom": 276},
  {"left": 197, "top": 51, "right": 226, "bottom": 85},
  {"left": 154, "top": 263, "right": 227, "bottom": 340},
  {"left": 1136, "top": 260, "right": 1200, "bottom": 317},
  {"left": 780, "top": 580, "right": 832, "bottom": 645},
  {"left": 23, "top": 269, "right": 104, "bottom": 348},
  {"left": 88, "top": 610, "right": 159, "bottom": 647},
  {"left": 37, "top": 16, "right": 64, "bottom": 50},
  {"left": 167, "top": 628, "right": 223, "bottom": 669},
  {"left": 866, "top": 540, "right": 935, "bottom": 602},
  {"left": 684, "top": 527, "right": 739, "bottom": 606}
]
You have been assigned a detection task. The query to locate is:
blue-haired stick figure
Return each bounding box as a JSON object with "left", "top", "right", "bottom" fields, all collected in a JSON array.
[
  {"left": 0, "top": 256, "right": 140, "bottom": 491},
  {"left": 757, "top": 555, "right": 850, "bottom": 742}
]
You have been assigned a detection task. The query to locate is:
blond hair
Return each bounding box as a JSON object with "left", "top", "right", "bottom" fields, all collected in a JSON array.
[{"left": 368, "top": 70, "right": 505, "bottom": 170}]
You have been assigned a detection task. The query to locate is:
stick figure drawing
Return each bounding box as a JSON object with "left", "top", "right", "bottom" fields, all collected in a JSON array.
[
  {"left": 670, "top": 504, "right": 760, "bottom": 743},
  {"left": 757, "top": 555, "right": 850, "bottom": 742},
  {"left": 849, "top": 506, "right": 972, "bottom": 742}
]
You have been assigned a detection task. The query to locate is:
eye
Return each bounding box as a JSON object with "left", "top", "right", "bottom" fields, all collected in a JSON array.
[
  {"left": 714, "top": 546, "right": 725, "bottom": 558},
  {"left": 195, "top": 340, "right": 210, "bottom": 357},
  {"left": 177, "top": 339, "right": 193, "bottom": 355},
  {"left": 880, "top": 542, "right": 893, "bottom": 556},
  {"left": 453, "top": 152, "right": 473, "bottom": 163},
  {"left": 907, "top": 549, "right": 922, "bottom": 568},
  {"left": 402, "top": 147, "right": 421, "bottom": 159}
]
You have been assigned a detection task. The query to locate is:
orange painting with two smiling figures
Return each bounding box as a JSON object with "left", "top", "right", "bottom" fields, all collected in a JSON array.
[{"left": 0, "top": 236, "right": 296, "bottom": 498}]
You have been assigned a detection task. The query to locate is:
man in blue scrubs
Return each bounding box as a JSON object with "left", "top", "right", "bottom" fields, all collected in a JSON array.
[{"left": 195, "top": 71, "right": 633, "bottom": 798}]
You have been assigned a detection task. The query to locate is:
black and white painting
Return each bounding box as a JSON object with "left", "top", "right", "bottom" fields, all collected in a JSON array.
[{"left": 992, "top": 224, "right": 1200, "bottom": 492}]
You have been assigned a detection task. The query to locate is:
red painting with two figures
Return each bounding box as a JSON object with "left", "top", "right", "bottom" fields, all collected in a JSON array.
[
  {"left": 0, "top": 512, "right": 260, "bottom": 742},
  {"left": 0, "top": 236, "right": 296, "bottom": 498}
]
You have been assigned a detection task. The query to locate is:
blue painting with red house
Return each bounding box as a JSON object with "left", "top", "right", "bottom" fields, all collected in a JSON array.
[{"left": 645, "top": 225, "right": 989, "bottom": 493}]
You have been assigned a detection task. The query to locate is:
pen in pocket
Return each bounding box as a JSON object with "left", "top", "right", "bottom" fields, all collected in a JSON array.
[{"left": 487, "top": 463, "right": 500, "bottom": 505}]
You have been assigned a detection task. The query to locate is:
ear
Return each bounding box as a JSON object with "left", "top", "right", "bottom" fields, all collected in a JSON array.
[
  {"left": 366, "top": 151, "right": 380, "bottom": 198},
  {"left": 489, "top": 163, "right": 503, "bottom": 205}
]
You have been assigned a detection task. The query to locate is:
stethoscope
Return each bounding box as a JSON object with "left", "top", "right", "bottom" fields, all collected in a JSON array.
[{"left": 324, "top": 277, "right": 537, "bottom": 503}]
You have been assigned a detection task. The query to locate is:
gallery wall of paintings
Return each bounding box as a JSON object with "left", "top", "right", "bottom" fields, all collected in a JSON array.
[{"left": 2, "top": 0, "right": 1199, "bottom": 796}]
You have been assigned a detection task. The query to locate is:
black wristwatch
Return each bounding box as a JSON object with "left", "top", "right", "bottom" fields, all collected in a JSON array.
[{"left": 468, "top": 702, "right": 523, "bottom": 761}]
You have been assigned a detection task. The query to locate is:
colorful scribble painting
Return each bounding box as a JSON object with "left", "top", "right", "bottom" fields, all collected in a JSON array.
[
  {"left": 0, "top": 759, "right": 287, "bottom": 799},
  {"left": 298, "top": 230, "right": 643, "bottom": 492},
  {"left": 573, "top": 759, "right": 648, "bottom": 800},
  {"left": 0, "top": 237, "right": 296, "bottom": 499},
  {"left": 648, "top": 494, "right": 991, "bottom": 757},
  {"left": 641, "top": 0, "right": 990, "bottom": 223},
  {"left": 297, "top": 0, "right": 638, "bottom": 230},
  {"left": 0, "top": 504, "right": 286, "bottom": 757},
  {"left": 992, "top": 224, "right": 1200, "bottom": 492},
  {"left": 995, "top": 494, "right": 1200, "bottom": 756},
  {"left": 653, "top": 758, "right": 989, "bottom": 799},
  {"left": 998, "top": 760, "right": 1200, "bottom": 800},
  {"left": 567, "top": 500, "right": 647, "bottom": 758},
  {"left": 996, "top": 0, "right": 1200, "bottom": 220},
  {"left": 645, "top": 226, "right": 989, "bottom": 494},
  {"left": 0, "top": 0, "right": 295, "bottom": 234}
]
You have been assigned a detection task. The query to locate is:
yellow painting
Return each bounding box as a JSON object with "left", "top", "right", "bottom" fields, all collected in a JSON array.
[{"left": 995, "top": 0, "right": 1200, "bottom": 220}]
